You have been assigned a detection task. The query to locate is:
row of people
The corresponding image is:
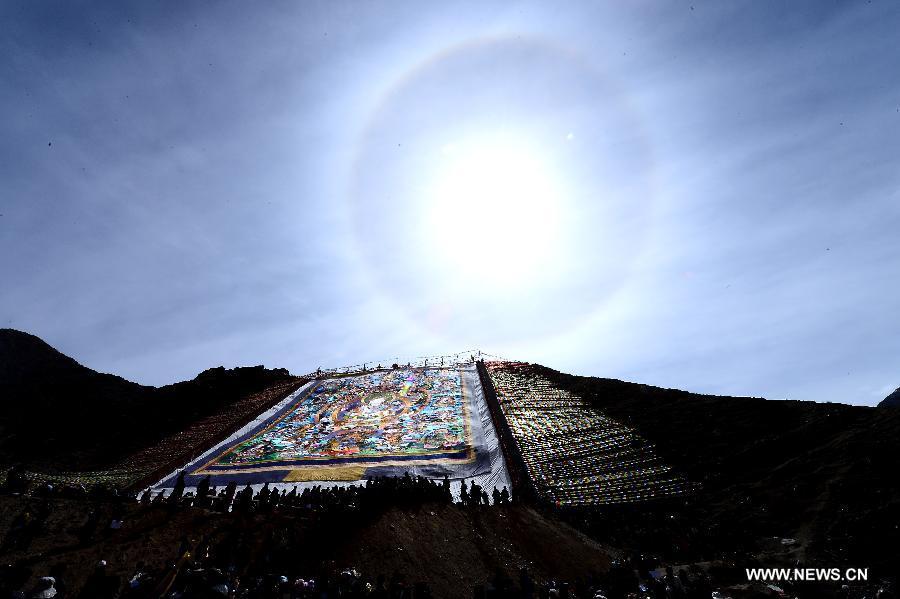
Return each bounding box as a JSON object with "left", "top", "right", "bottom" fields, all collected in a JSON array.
[{"left": 149, "top": 472, "right": 512, "bottom": 514}]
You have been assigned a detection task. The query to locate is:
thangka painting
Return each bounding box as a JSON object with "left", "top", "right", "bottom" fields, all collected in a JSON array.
[{"left": 188, "top": 368, "right": 478, "bottom": 482}]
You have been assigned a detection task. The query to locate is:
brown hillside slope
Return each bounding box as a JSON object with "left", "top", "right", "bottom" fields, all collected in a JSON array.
[{"left": 0, "top": 495, "right": 612, "bottom": 599}]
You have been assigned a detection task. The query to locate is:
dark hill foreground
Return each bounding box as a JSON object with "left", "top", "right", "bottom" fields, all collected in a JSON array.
[
  {"left": 0, "top": 494, "right": 614, "bottom": 599},
  {"left": 0, "top": 329, "right": 300, "bottom": 476}
]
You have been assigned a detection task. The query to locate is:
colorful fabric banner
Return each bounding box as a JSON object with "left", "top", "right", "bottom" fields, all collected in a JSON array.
[{"left": 155, "top": 364, "right": 508, "bottom": 490}]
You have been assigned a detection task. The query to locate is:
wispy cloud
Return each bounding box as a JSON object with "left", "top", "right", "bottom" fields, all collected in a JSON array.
[{"left": 2, "top": 1, "right": 898, "bottom": 405}]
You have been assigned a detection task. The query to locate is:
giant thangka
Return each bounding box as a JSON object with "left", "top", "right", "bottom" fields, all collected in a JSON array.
[{"left": 155, "top": 364, "right": 509, "bottom": 492}]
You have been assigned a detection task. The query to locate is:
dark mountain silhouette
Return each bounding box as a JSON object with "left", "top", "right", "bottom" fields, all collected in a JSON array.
[
  {"left": 0, "top": 328, "right": 146, "bottom": 395},
  {"left": 879, "top": 386, "right": 900, "bottom": 407},
  {"left": 523, "top": 363, "right": 900, "bottom": 572},
  {"left": 0, "top": 329, "right": 297, "bottom": 469}
]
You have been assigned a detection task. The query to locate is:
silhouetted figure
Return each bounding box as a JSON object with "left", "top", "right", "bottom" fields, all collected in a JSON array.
[
  {"left": 31, "top": 575, "right": 58, "bottom": 598},
  {"left": 519, "top": 568, "right": 535, "bottom": 599},
  {"left": 269, "top": 488, "right": 282, "bottom": 511},
  {"left": 3, "top": 464, "right": 29, "bottom": 494},
  {"left": 222, "top": 481, "right": 237, "bottom": 510},
  {"left": 196, "top": 475, "right": 211, "bottom": 505},
  {"left": 236, "top": 485, "right": 254, "bottom": 513},
  {"left": 77, "top": 509, "right": 101, "bottom": 546},
  {"left": 169, "top": 472, "right": 186, "bottom": 504},
  {"left": 257, "top": 482, "right": 270, "bottom": 506},
  {"left": 469, "top": 482, "right": 481, "bottom": 507}
]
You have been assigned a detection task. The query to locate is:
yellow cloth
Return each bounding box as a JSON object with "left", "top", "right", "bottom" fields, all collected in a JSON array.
[{"left": 283, "top": 466, "right": 366, "bottom": 482}]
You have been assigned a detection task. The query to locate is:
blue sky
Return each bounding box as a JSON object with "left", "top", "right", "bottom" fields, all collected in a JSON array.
[{"left": 2, "top": 1, "right": 899, "bottom": 405}]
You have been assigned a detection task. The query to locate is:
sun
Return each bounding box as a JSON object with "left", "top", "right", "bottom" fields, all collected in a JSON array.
[{"left": 424, "top": 135, "right": 566, "bottom": 287}]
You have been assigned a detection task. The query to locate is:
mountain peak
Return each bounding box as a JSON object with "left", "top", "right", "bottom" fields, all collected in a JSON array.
[
  {"left": 0, "top": 328, "right": 86, "bottom": 386},
  {"left": 879, "top": 387, "right": 900, "bottom": 408}
]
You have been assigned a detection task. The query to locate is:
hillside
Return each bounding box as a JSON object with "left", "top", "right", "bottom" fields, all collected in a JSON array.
[
  {"left": 0, "top": 494, "right": 614, "bottom": 599},
  {"left": 0, "top": 329, "right": 299, "bottom": 473},
  {"left": 519, "top": 363, "right": 900, "bottom": 572},
  {"left": 879, "top": 386, "right": 900, "bottom": 407},
  {"left": 2, "top": 331, "right": 898, "bottom": 593}
]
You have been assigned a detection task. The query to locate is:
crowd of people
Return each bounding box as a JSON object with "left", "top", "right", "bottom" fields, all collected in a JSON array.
[
  {"left": 3, "top": 467, "right": 896, "bottom": 598},
  {"left": 1, "top": 471, "right": 526, "bottom": 599},
  {"left": 141, "top": 472, "right": 511, "bottom": 515},
  {"left": 0, "top": 553, "right": 724, "bottom": 599}
]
